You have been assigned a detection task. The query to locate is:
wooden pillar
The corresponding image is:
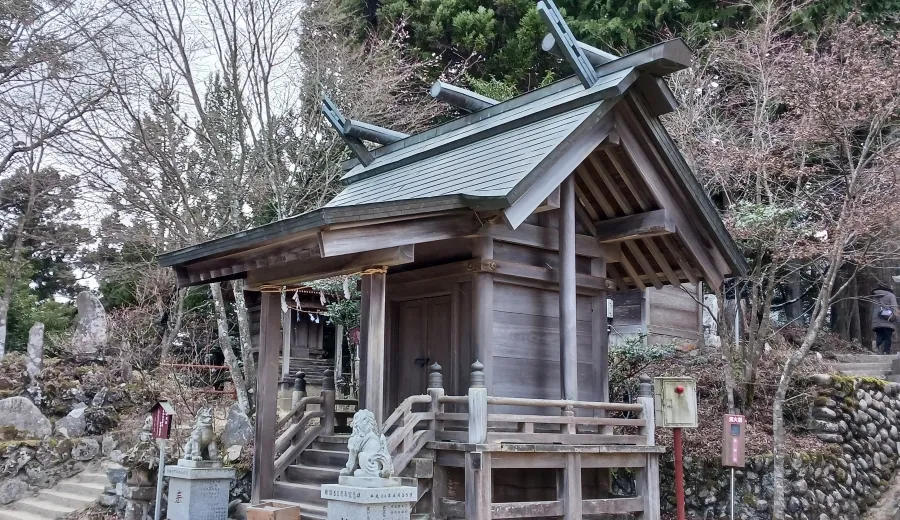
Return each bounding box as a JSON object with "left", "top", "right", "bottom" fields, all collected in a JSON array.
[
  {"left": 361, "top": 271, "right": 387, "bottom": 424},
  {"left": 558, "top": 453, "right": 583, "bottom": 520},
  {"left": 334, "top": 324, "right": 344, "bottom": 386},
  {"left": 472, "top": 237, "right": 494, "bottom": 392},
  {"left": 465, "top": 452, "right": 491, "bottom": 520},
  {"left": 636, "top": 375, "right": 660, "bottom": 520},
  {"left": 281, "top": 306, "right": 292, "bottom": 379},
  {"left": 591, "top": 258, "right": 609, "bottom": 404},
  {"left": 559, "top": 174, "right": 578, "bottom": 401},
  {"left": 251, "top": 291, "right": 281, "bottom": 504}
]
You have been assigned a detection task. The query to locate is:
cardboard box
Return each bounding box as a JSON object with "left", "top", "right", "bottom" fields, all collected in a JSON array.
[{"left": 246, "top": 501, "right": 302, "bottom": 520}]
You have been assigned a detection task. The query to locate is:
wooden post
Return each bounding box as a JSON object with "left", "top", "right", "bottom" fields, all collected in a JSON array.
[
  {"left": 468, "top": 361, "right": 488, "bottom": 444},
  {"left": 361, "top": 270, "right": 387, "bottom": 424},
  {"left": 558, "top": 453, "right": 582, "bottom": 520},
  {"left": 559, "top": 174, "right": 578, "bottom": 401},
  {"left": 429, "top": 363, "right": 447, "bottom": 520},
  {"left": 251, "top": 291, "right": 281, "bottom": 504},
  {"left": 472, "top": 237, "right": 493, "bottom": 393},
  {"left": 281, "top": 306, "right": 292, "bottom": 379},
  {"left": 322, "top": 369, "right": 336, "bottom": 436},
  {"left": 465, "top": 451, "right": 491, "bottom": 520},
  {"left": 291, "top": 371, "right": 307, "bottom": 447},
  {"left": 636, "top": 375, "right": 660, "bottom": 520},
  {"left": 334, "top": 323, "right": 344, "bottom": 393}
]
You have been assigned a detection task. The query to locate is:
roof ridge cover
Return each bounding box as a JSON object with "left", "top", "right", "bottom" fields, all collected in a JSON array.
[{"left": 340, "top": 67, "right": 638, "bottom": 186}]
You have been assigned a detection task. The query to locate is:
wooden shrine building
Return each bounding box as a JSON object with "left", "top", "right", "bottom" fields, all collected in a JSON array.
[{"left": 158, "top": 4, "right": 746, "bottom": 518}]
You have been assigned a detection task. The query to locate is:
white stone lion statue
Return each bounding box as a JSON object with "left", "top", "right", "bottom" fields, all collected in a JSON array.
[{"left": 340, "top": 409, "right": 394, "bottom": 478}]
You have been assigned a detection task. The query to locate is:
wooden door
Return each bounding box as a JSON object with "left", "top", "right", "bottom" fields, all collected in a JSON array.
[{"left": 395, "top": 296, "right": 452, "bottom": 403}]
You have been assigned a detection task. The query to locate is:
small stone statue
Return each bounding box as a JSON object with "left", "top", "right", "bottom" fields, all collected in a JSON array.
[
  {"left": 182, "top": 407, "right": 219, "bottom": 461},
  {"left": 340, "top": 409, "right": 394, "bottom": 478}
]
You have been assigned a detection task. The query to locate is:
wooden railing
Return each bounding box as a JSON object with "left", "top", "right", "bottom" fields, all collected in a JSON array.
[{"left": 273, "top": 369, "right": 337, "bottom": 479}]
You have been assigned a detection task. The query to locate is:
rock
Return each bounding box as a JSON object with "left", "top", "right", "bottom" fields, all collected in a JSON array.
[
  {"left": 24, "top": 463, "right": 51, "bottom": 488},
  {"left": 71, "top": 291, "right": 108, "bottom": 355},
  {"left": 107, "top": 464, "right": 128, "bottom": 485},
  {"left": 0, "top": 478, "right": 28, "bottom": 504},
  {"left": 55, "top": 406, "right": 87, "bottom": 438},
  {"left": 2, "top": 447, "right": 34, "bottom": 475},
  {"left": 91, "top": 387, "right": 109, "bottom": 407},
  {"left": 810, "top": 374, "right": 833, "bottom": 386},
  {"left": 816, "top": 433, "right": 844, "bottom": 443},
  {"left": 0, "top": 396, "right": 51, "bottom": 438},
  {"left": 221, "top": 403, "right": 253, "bottom": 448},
  {"left": 225, "top": 445, "right": 242, "bottom": 462},
  {"left": 813, "top": 407, "right": 838, "bottom": 420},
  {"left": 72, "top": 438, "right": 100, "bottom": 461},
  {"left": 25, "top": 323, "right": 44, "bottom": 383},
  {"left": 102, "top": 435, "right": 117, "bottom": 456},
  {"left": 84, "top": 406, "right": 119, "bottom": 435},
  {"left": 792, "top": 479, "right": 809, "bottom": 494},
  {"left": 788, "top": 496, "right": 801, "bottom": 512},
  {"left": 99, "top": 492, "right": 118, "bottom": 507}
]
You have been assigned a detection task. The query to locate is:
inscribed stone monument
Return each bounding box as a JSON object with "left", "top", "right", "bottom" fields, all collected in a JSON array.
[
  {"left": 72, "top": 291, "right": 108, "bottom": 355},
  {"left": 702, "top": 294, "right": 721, "bottom": 348}
]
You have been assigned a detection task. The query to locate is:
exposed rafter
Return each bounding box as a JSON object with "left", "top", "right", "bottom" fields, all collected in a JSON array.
[
  {"left": 430, "top": 81, "right": 499, "bottom": 112},
  {"left": 537, "top": 0, "right": 597, "bottom": 88}
]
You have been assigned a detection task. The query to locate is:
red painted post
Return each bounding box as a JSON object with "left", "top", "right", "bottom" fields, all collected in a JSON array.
[{"left": 674, "top": 427, "right": 686, "bottom": 520}]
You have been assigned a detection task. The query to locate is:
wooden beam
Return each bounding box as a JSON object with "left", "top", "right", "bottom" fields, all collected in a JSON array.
[
  {"left": 319, "top": 212, "right": 480, "bottom": 257},
  {"left": 614, "top": 110, "right": 724, "bottom": 289},
  {"left": 362, "top": 271, "right": 387, "bottom": 424},
  {"left": 542, "top": 33, "right": 617, "bottom": 66},
  {"left": 245, "top": 245, "right": 414, "bottom": 289},
  {"left": 492, "top": 260, "right": 614, "bottom": 293},
  {"left": 251, "top": 292, "right": 281, "bottom": 503},
  {"left": 537, "top": 0, "right": 597, "bottom": 88},
  {"left": 594, "top": 209, "right": 675, "bottom": 243},
  {"left": 281, "top": 307, "right": 292, "bottom": 379},
  {"left": 534, "top": 186, "right": 561, "bottom": 213},
  {"left": 465, "top": 452, "right": 492, "bottom": 520},
  {"left": 502, "top": 111, "right": 613, "bottom": 229},
  {"left": 343, "top": 119, "right": 409, "bottom": 145},
  {"left": 558, "top": 453, "right": 582, "bottom": 519},
  {"left": 322, "top": 94, "right": 373, "bottom": 166},
  {"left": 479, "top": 222, "right": 620, "bottom": 261},
  {"left": 604, "top": 149, "right": 688, "bottom": 287},
  {"left": 559, "top": 175, "right": 578, "bottom": 402},
  {"left": 430, "top": 81, "right": 499, "bottom": 112},
  {"left": 591, "top": 259, "right": 609, "bottom": 405},
  {"left": 472, "top": 237, "right": 494, "bottom": 394}
]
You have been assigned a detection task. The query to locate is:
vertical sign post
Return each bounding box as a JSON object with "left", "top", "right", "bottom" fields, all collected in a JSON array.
[
  {"left": 654, "top": 377, "right": 698, "bottom": 520},
  {"left": 150, "top": 401, "right": 175, "bottom": 520},
  {"left": 722, "top": 414, "right": 746, "bottom": 520}
]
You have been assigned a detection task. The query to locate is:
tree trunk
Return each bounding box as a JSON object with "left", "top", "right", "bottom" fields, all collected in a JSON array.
[
  {"left": 783, "top": 265, "right": 802, "bottom": 323},
  {"left": 848, "top": 274, "right": 861, "bottom": 343},
  {"left": 772, "top": 243, "right": 845, "bottom": 519},
  {"left": 159, "top": 288, "right": 186, "bottom": 361},
  {"left": 0, "top": 185, "right": 34, "bottom": 358},
  {"left": 211, "top": 282, "right": 252, "bottom": 414},
  {"left": 232, "top": 279, "right": 257, "bottom": 397}
]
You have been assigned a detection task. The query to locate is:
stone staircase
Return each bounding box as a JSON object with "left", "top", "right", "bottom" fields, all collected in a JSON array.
[
  {"left": 272, "top": 434, "right": 433, "bottom": 520},
  {"left": 828, "top": 353, "right": 899, "bottom": 381},
  {"left": 0, "top": 467, "right": 108, "bottom": 520},
  {"left": 287, "top": 358, "right": 334, "bottom": 386}
]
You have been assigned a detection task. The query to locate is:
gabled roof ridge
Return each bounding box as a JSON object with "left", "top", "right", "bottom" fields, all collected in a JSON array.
[{"left": 340, "top": 39, "right": 690, "bottom": 176}]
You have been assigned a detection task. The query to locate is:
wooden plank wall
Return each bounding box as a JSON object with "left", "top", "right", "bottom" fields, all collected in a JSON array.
[
  {"left": 609, "top": 284, "right": 700, "bottom": 347},
  {"left": 492, "top": 282, "right": 596, "bottom": 409},
  {"left": 249, "top": 306, "right": 324, "bottom": 358}
]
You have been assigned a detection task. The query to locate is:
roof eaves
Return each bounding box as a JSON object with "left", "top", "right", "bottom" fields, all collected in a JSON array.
[{"left": 156, "top": 194, "right": 507, "bottom": 269}]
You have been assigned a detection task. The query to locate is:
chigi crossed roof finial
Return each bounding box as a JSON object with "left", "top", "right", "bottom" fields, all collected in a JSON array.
[{"left": 537, "top": 0, "right": 605, "bottom": 88}]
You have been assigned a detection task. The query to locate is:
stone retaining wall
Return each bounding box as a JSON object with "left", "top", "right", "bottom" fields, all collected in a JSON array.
[{"left": 659, "top": 374, "right": 900, "bottom": 520}]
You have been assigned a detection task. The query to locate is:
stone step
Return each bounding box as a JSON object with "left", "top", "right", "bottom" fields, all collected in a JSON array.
[
  {"left": 832, "top": 354, "right": 896, "bottom": 363},
  {"left": 272, "top": 481, "right": 326, "bottom": 507},
  {"left": 301, "top": 449, "right": 352, "bottom": 467},
  {"left": 832, "top": 362, "right": 894, "bottom": 371},
  {"left": 12, "top": 497, "right": 75, "bottom": 518},
  {"left": 0, "top": 509, "right": 51, "bottom": 520},
  {"left": 837, "top": 370, "right": 890, "bottom": 379},
  {"left": 886, "top": 375, "right": 900, "bottom": 383},
  {"left": 55, "top": 481, "right": 107, "bottom": 496},
  {"left": 285, "top": 464, "right": 342, "bottom": 485},
  {"left": 311, "top": 438, "right": 349, "bottom": 453},
  {"left": 35, "top": 489, "right": 97, "bottom": 509},
  {"left": 74, "top": 472, "right": 109, "bottom": 486}
]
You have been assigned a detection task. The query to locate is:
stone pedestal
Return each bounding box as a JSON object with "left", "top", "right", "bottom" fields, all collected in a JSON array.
[
  {"left": 164, "top": 461, "right": 235, "bottom": 520},
  {"left": 321, "top": 477, "right": 417, "bottom": 520}
]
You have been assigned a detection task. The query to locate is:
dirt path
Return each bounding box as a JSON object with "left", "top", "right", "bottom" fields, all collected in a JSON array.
[{"left": 866, "top": 470, "right": 900, "bottom": 520}]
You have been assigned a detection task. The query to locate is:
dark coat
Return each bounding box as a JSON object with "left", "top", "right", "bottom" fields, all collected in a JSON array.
[{"left": 872, "top": 289, "right": 898, "bottom": 332}]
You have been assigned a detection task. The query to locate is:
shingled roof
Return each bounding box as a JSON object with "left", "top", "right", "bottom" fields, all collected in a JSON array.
[{"left": 158, "top": 39, "right": 746, "bottom": 291}]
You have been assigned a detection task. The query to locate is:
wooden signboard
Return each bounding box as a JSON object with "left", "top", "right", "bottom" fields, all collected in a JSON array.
[{"left": 150, "top": 400, "right": 176, "bottom": 440}]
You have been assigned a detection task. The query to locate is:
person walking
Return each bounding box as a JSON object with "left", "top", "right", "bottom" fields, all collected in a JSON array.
[{"left": 872, "top": 285, "right": 898, "bottom": 354}]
